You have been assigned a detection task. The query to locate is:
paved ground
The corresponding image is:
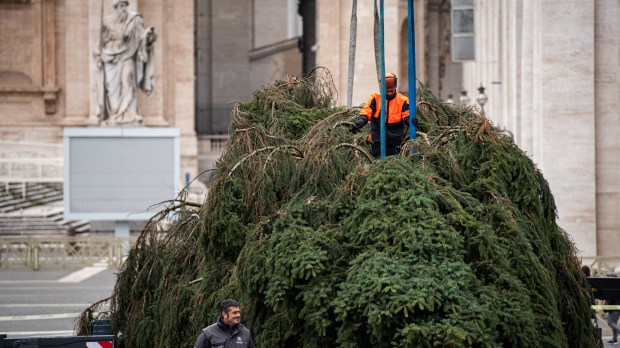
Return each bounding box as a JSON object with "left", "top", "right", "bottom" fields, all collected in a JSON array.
[
  {"left": 599, "top": 312, "right": 620, "bottom": 347},
  {"left": 0, "top": 264, "right": 116, "bottom": 338},
  {"left": 1, "top": 264, "right": 617, "bottom": 346}
]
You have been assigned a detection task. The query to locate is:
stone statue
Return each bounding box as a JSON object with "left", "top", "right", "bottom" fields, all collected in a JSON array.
[{"left": 93, "top": 0, "right": 156, "bottom": 126}]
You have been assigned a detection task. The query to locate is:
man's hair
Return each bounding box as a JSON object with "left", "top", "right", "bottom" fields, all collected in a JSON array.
[
  {"left": 220, "top": 299, "right": 241, "bottom": 314},
  {"left": 581, "top": 265, "right": 590, "bottom": 277}
]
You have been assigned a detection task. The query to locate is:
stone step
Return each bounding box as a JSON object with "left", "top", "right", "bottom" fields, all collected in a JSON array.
[
  {"left": 0, "top": 220, "right": 65, "bottom": 226},
  {"left": 0, "top": 225, "right": 68, "bottom": 231},
  {"left": 39, "top": 207, "right": 65, "bottom": 221},
  {"left": 0, "top": 224, "right": 68, "bottom": 234},
  {"left": 0, "top": 186, "right": 62, "bottom": 200},
  {"left": 2, "top": 183, "right": 48, "bottom": 195},
  {"left": 74, "top": 225, "right": 90, "bottom": 234},
  {"left": 0, "top": 183, "right": 90, "bottom": 237},
  {"left": 0, "top": 224, "right": 69, "bottom": 230},
  {"left": 0, "top": 217, "right": 89, "bottom": 236},
  {"left": 2, "top": 183, "right": 58, "bottom": 194},
  {"left": 1, "top": 231, "right": 68, "bottom": 237},
  {"left": 0, "top": 224, "right": 67, "bottom": 235},
  {"left": 0, "top": 216, "right": 77, "bottom": 225},
  {"left": 0, "top": 194, "right": 63, "bottom": 212},
  {"left": 62, "top": 220, "right": 91, "bottom": 235},
  {"left": 11, "top": 186, "right": 50, "bottom": 196},
  {"left": 0, "top": 220, "right": 68, "bottom": 227}
]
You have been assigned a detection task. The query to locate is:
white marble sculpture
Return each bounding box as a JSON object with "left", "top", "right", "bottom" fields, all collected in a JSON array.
[{"left": 92, "top": 0, "right": 156, "bottom": 126}]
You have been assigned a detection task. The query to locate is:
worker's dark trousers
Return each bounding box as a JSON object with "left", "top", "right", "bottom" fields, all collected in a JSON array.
[{"left": 371, "top": 142, "right": 400, "bottom": 158}]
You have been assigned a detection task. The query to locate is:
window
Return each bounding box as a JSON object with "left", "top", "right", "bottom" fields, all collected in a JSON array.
[{"left": 451, "top": 0, "right": 474, "bottom": 61}]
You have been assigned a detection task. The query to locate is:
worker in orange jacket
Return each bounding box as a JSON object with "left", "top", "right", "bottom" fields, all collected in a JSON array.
[{"left": 350, "top": 73, "right": 410, "bottom": 158}]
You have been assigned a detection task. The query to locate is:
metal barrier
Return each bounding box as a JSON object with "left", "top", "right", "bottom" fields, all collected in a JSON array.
[
  {"left": 0, "top": 236, "right": 134, "bottom": 270},
  {"left": 0, "top": 158, "right": 63, "bottom": 199},
  {"left": 0, "top": 141, "right": 64, "bottom": 198},
  {"left": 0, "top": 140, "right": 63, "bottom": 158},
  {"left": 0, "top": 157, "right": 63, "bottom": 183}
]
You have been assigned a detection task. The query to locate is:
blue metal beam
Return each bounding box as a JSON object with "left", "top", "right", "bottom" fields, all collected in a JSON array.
[
  {"left": 408, "top": 0, "right": 417, "bottom": 141},
  {"left": 377, "top": 0, "right": 386, "bottom": 158}
]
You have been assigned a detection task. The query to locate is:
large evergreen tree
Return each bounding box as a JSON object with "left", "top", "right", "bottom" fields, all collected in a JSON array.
[{"left": 78, "top": 68, "right": 598, "bottom": 347}]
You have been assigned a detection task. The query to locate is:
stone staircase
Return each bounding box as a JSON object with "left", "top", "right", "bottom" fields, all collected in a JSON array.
[{"left": 0, "top": 183, "right": 90, "bottom": 237}]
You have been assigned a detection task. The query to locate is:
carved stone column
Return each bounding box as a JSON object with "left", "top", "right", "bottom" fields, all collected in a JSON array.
[{"left": 42, "top": 0, "right": 59, "bottom": 114}]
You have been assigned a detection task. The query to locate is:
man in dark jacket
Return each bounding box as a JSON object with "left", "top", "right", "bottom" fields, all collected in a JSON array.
[
  {"left": 350, "top": 73, "right": 410, "bottom": 158},
  {"left": 193, "top": 299, "right": 255, "bottom": 348}
]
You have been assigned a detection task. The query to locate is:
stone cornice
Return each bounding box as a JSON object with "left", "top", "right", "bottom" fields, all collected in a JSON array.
[{"left": 0, "top": 86, "right": 61, "bottom": 114}]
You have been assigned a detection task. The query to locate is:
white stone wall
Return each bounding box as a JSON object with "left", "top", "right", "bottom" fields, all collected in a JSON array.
[
  {"left": 594, "top": 0, "right": 620, "bottom": 258},
  {"left": 461, "top": 0, "right": 620, "bottom": 259}
]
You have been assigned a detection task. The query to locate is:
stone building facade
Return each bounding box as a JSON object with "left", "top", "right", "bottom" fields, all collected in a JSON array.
[
  {"left": 315, "top": 0, "right": 620, "bottom": 261},
  {"left": 1, "top": 0, "right": 618, "bottom": 261},
  {"left": 0, "top": 0, "right": 303, "bottom": 187},
  {"left": 315, "top": 0, "right": 462, "bottom": 107},
  {"left": 194, "top": 0, "right": 303, "bottom": 179},
  {"left": 0, "top": 0, "right": 198, "bottom": 178}
]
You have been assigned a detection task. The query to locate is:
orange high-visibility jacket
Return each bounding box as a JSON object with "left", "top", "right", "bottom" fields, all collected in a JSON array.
[{"left": 357, "top": 93, "right": 410, "bottom": 144}]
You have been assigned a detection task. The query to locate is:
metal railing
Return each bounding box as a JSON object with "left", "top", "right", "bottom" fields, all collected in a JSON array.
[
  {"left": 0, "top": 158, "right": 64, "bottom": 198},
  {"left": 0, "top": 158, "right": 63, "bottom": 183},
  {"left": 0, "top": 140, "right": 63, "bottom": 158},
  {"left": 0, "top": 141, "right": 64, "bottom": 198},
  {"left": 0, "top": 236, "right": 134, "bottom": 270},
  {"left": 582, "top": 256, "right": 620, "bottom": 276}
]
